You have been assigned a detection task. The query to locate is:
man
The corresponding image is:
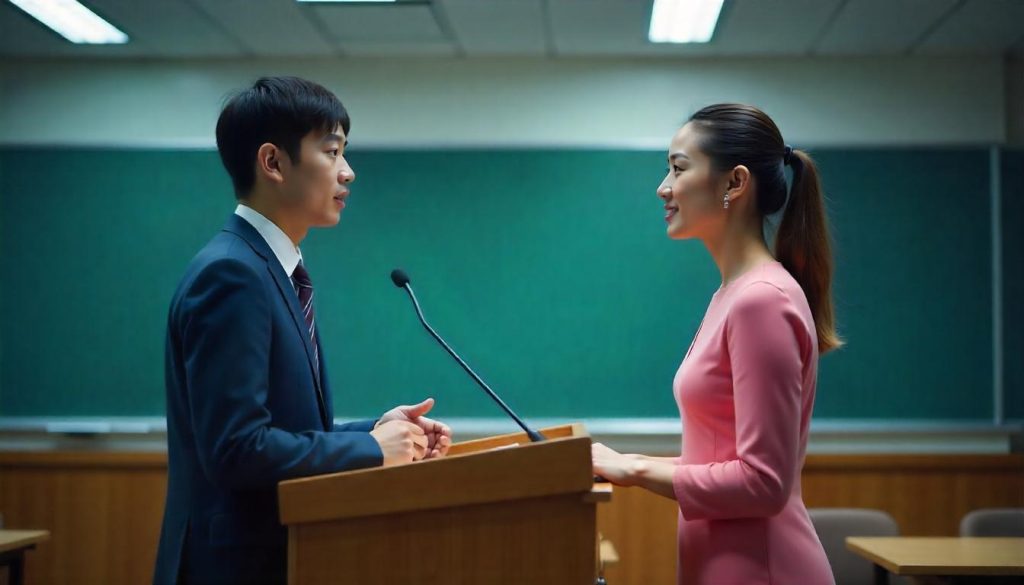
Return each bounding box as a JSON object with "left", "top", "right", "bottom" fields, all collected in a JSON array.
[{"left": 154, "top": 76, "right": 452, "bottom": 585}]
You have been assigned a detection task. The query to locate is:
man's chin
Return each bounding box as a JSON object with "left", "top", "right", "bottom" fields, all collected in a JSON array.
[{"left": 314, "top": 213, "right": 342, "bottom": 228}]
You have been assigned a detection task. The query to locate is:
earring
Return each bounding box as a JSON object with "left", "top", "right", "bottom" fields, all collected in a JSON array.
[{"left": 723, "top": 192, "right": 730, "bottom": 209}]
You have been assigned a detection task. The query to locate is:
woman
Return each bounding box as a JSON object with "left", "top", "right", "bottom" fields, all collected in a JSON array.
[{"left": 592, "top": 104, "right": 839, "bottom": 585}]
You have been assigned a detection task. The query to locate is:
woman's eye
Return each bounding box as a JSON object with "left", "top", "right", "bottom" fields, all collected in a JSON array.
[{"left": 672, "top": 165, "right": 684, "bottom": 174}]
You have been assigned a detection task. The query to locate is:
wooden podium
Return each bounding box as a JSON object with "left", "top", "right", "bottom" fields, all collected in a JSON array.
[{"left": 278, "top": 423, "right": 611, "bottom": 584}]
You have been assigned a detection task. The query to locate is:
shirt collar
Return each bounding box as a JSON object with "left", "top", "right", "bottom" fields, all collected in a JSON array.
[{"left": 234, "top": 204, "right": 303, "bottom": 277}]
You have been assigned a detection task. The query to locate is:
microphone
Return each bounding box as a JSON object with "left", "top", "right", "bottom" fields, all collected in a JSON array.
[{"left": 390, "top": 269, "right": 546, "bottom": 442}]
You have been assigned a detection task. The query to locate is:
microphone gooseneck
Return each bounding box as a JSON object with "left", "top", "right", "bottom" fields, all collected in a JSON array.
[{"left": 391, "top": 269, "right": 545, "bottom": 442}]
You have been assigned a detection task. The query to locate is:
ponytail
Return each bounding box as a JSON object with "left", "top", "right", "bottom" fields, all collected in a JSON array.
[
  {"left": 688, "top": 104, "right": 842, "bottom": 353},
  {"left": 775, "top": 149, "right": 842, "bottom": 353}
]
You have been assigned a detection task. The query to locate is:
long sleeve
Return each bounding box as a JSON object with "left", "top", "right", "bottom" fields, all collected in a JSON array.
[
  {"left": 180, "top": 257, "right": 382, "bottom": 490},
  {"left": 334, "top": 419, "right": 377, "bottom": 432},
  {"left": 673, "top": 282, "right": 808, "bottom": 520}
]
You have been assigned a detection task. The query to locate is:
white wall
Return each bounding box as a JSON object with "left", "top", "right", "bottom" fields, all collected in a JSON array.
[{"left": 0, "top": 55, "right": 1008, "bottom": 148}]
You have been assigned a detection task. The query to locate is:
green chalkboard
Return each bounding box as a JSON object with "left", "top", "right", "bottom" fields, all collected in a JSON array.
[{"left": 0, "top": 147, "right": 1007, "bottom": 421}]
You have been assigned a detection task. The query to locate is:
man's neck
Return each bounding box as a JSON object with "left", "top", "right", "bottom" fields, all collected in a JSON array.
[{"left": 239, "top": 195, "right": 306, "bottom": 247}]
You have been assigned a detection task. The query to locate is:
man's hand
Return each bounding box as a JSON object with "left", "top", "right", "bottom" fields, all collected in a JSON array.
[
  {"left": 369, "top": 420, "right": 428, "bottom": 466},
  {"left": 376, "top": 398, "right": 452, "bottom": 459}
]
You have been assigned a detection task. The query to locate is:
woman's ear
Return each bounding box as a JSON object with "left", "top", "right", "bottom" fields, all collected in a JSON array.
[
  {"left": 255, "top": 142, "right": 285, "bottom": 185},
  {"left": 726, "top": 165, "right": 751, "bottom": 201}
]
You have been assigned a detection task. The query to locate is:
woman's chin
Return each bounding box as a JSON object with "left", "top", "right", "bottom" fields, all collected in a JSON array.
[{"left": 666, "top": 223, "right": 690, "bottom": 240}]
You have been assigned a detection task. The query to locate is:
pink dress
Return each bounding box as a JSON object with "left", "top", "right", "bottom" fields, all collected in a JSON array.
[{"left": 672, "top": 261, "right": 834, "bottom": 585}]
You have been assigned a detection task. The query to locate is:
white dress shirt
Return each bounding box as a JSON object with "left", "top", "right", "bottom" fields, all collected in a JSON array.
[{"left": 234, "top": 204, "right": 303, "bottom": 279}]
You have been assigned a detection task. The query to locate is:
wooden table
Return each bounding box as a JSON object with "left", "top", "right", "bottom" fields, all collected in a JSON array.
[
  {"left": 0, "top": 531, "right": 49, "bottom": 585},
  {"left": 846, "top": 537, "right": 1024, "bottom": 585}
]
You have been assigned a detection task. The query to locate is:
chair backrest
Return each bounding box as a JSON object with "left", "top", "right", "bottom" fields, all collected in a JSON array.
[
  {"left": 960, "top": 508, "right": 1024, "bottom": 537},
  {"left": 809, "top": 508, "right": 902, "bottom": 585}
]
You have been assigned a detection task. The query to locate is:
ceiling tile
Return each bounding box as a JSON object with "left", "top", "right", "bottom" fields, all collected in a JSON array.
[
  {"left": 83, "top": 0, "right": 247, "bottom": 57},
  {"left": 0, "top": 1, "right": 163, "bottom": 57},
  {"left": 814, "top": 0, "right": 960, "bottom": 55},
  {"left": 439, "top": 0, "right": 547, "bottom": 56},
  {"left": 915, "top": 0, "right": 1024, "bottom": 55},
  {"left": 549, "top": 0, "right": 843, "bottom": 57},
  {"left": 339, "top": 41, "right": 457, "bottom": 56},
  {"left": 547, "top": 0, "right": 652, "bottom": 55},
  {"left": 199, "top": 0, "right": 337, "bottom": 56},
  {"left": 0, "top": 3, "right": 85, "bottom": 57},
  {"left": 716, "top": 0, "right": 842, "bottom": 55},
  {"left": 0, "top": 0, "right": 1019, "bottom": 60},
  {"left": 310, "top": 3, "right": 445, "bottom": 42}
]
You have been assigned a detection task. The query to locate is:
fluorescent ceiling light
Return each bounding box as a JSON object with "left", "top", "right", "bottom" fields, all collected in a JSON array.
[
  {"left": 649, "top": 0, "right": 724, "bottom": 44},
  {"left": 9, "top": 0, "right": 128, "bottom": 44}
]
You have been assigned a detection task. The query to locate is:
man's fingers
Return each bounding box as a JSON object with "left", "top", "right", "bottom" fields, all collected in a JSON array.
[
  {"left": 417, "top": 416, "right": 451, "bottom": 436},
  {"left": 402, "top": 421, "right": 426, "bottom": 435},
  {"left": 401, "top": 397, "right": 434, "bottom": 419}
]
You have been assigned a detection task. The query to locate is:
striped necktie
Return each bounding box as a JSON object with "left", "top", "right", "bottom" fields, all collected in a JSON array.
[{"left": 291, "top": 261, "right": 319, "bottom": 381}]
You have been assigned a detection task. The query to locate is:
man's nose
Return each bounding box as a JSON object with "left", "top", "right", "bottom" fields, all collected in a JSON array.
[{"left": 339, "top": 166, "right": 355, "bottom": 184}]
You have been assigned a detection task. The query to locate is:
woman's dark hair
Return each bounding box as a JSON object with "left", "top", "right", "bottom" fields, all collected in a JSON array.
[
  {"left": 688, "top": 103, "right": 842, "bottom": 353},
  {"left": 215, "top": 76, "right": 350, "bottom": 198}
]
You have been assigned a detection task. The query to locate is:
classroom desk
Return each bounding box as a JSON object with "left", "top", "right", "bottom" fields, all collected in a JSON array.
[
  {"left": 0, "top": 530, "right": 48, "bottom": 585},
  {"left": 846, "top": 537, "right": 1024, "bottom": 585}
]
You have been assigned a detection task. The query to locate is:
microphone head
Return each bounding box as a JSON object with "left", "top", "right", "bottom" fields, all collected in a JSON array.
[{"left": 390, "top": 269, "right": 410, "bottom": 288}]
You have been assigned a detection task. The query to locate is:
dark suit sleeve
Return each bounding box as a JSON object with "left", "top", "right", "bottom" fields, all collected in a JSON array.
[
  {"left": 334, "top": 419, "right": 378, "bottom": 433},
  {"left": 180, "top": 257, "right": 383, "bottom": 490}
]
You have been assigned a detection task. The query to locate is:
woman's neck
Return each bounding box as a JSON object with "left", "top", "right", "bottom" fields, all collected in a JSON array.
[{"left": 704, "top": 219, "right": 774, "bottom": 288}]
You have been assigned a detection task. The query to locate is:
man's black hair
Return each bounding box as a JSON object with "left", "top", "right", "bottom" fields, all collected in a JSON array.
[{"left": 215, "top": 76, "right": 350, "bottom": 198}]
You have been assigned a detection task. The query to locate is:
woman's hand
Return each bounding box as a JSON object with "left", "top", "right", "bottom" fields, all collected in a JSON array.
[
  {"left": 591, "top": 442, "right": 642, "bottom": 486},
  {"left": 593, "top": 443, "right": 679, "bottom": 500}
]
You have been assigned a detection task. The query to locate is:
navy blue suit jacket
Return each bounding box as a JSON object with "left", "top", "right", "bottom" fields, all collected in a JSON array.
[{"left": 154, "top": 214, "right": 383, "bottom": 585}]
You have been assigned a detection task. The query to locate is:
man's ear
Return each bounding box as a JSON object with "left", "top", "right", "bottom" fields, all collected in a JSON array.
[
  {"left": 726, "top": 165, "right": 752, "bottom": 201},
  {"left": 255, "top": 143, "right": 286, "bottom": 185}
]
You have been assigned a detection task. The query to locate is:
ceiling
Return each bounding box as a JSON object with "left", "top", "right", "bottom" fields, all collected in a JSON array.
[{"left": 0, "top": 0, "right": 1021, "bottom": 59}]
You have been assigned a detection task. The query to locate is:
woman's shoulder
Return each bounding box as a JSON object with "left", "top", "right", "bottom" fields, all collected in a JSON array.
[{"left": 728, "top": 263, "right": 812, "bottom": 324}]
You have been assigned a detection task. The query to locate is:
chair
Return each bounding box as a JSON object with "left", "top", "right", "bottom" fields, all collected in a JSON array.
[
  {"left": 959, "top": 508, "right": 1024, "bottom": 537},
  {"left": 809, "top": 508, "right": 906, "bottom": 585}
]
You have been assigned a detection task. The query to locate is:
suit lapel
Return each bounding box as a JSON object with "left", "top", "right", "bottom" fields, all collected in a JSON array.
[{"left": 223, "top": 214, "right": 331, "bottom": 430}]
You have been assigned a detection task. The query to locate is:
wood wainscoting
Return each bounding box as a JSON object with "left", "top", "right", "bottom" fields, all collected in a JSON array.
[
  {"left": 0, "top": 452, "right": 167, "bottom": 585},
  {"left": 0, "top": 452, "right": 1020, "bottom": 585}
]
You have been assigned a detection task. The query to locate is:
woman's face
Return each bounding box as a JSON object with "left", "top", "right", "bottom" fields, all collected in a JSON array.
[{"left": 658, "top": 123, "right": 727, "bottom": 241}]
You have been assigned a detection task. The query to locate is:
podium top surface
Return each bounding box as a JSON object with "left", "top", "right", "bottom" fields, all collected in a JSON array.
[{"left": 278, "top": 423, "right": 603, "bottom": 525}]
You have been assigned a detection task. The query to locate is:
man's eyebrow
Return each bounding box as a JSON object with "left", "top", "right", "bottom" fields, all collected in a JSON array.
[{"left": 322, "top": 133, "right": 343, "bottom": 144}]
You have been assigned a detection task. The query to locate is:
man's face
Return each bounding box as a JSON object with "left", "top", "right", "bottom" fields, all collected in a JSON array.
[{"left": 281, "top": 125, "right": 355, "bottom": 229}]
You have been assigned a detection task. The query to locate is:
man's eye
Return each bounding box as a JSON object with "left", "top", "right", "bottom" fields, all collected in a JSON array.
[{"left": 328, "top": 149, "right": 339, "bottom": 156}]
